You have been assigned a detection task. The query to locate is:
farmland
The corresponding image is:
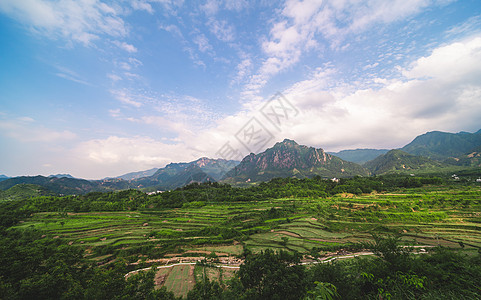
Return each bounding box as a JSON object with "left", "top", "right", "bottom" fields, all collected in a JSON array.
[{"left": 13, "top": 182, "right": 481, "bottom": 297}]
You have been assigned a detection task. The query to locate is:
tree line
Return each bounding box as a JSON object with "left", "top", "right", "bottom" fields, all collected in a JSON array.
[{"left": 1, "top": 175, "right": 444, "bottom": 215}]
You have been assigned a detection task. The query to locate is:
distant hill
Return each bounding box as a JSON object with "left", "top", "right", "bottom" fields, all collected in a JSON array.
[
  {"left": 114, "top": 158, "right": 237, "bottom": 182},
  {"left": 191, "top": 157, "right": 239, "bottom": 181},
  {"left": 0, "top": 175, "right": 10, "bottom": 182},
  {"left": 401, "top": 129, "right": 481, "bottom": 160},
  {"left": 129, "top": 163, "right": 215, "bottom": 191},
  {"left": 48, "top": 174, "right": 76, "bottom": 179},
  {"left": 111, "top": 157, "right": 237, "bottom": 191},
  {"left": 114, "top": 168, "right": 160, "bottom": 180},
  {"left": 223, "top": 139, "right": 369, "bottom": 184},
  {"left": 328, "top": 149, "right": 389, "bottom": 164},
  {"left": 0, "top": 158, "right": 238, "bottom": 195},
  {"left": 0, "top": 183, "right": 54, "bottom": 201},
  {"left": 0, "top": 176, "right": 122, "bottom": 195},
  {"left": 364, "top": 149, "right": 448, "bottom": 175}
]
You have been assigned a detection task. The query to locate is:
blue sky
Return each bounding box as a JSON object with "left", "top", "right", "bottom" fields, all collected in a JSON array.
[{"left": 1, "top": 0, "right": 481, "bottom": 179}]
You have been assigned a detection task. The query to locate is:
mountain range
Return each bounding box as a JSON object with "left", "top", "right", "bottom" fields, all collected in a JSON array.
[
  {"left": 223, "top": 139, "right": 369, "bottom": 184},
  {"left": 122, "top": 157, "right": 237, "bottom": 191},
  {"left": 1, "top": 128, "right": 481, "bottom": 195}
]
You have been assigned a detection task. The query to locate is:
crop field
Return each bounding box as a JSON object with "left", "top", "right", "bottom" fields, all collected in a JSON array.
[
  {"left": 14, "top": 185, "right": 481, "bottom": 296},
  {"left": 16, "top": 186, "right": 481, "bottom": 260},
  {"left": 161, "top": 265, "right": 195, "bottom": 298}
]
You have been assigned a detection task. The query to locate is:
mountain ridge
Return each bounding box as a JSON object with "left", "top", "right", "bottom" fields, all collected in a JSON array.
[
  {"left": 3, "top": 128, "right": 481, "bottom": 193},
  {"left": 401, "top": 129, "right": 481, "bottom": 160},
  {"left": 223, "top": 139, "right": 370, "bottom": 184}
]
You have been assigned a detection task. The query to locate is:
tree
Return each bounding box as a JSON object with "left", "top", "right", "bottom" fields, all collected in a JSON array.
[
  {"left": 187, "top": 277, "right": 222, "bottom": 300},
  {"left": 238, "top": 249, "right": 307, "bottom": 300},
  {"left": 365, "top": 234, "right": 412, "bottom": 271},
  {"left": 305, "top": 281, "right": 339, "bottom": 300}
]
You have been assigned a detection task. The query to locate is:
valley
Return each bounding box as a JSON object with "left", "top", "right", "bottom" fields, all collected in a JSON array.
[{"left": 3, "top": 174, "right": 481, "bottom": 298}]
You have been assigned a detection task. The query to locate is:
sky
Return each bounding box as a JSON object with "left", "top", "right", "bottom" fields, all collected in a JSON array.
[{"left": 1, "top": 0, "right": 481, "bottom": 179}]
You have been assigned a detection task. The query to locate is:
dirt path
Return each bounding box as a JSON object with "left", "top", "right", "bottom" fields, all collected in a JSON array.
[{"left": 125, "top": 245, "right": 434, "bottom": 278}]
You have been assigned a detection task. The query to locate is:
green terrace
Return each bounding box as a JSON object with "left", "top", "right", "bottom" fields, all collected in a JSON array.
[{"left": 14, "top": 186, "right": 481, "bottom": 264}]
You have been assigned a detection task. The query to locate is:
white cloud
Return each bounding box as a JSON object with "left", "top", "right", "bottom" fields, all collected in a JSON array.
[
  {"left": 109, "top": 108, "right": 121, "bottom": 118},
  {"left": 126, "top": 115, "right": 193, "bottom": 136},
  {"left": 193, "top": 34, "right": 213, "bottom": 52},
  {"left": 123, "top": 72, "right": 141, "bottom": 80},
  {"left": 182, "top": 34, "right": 481, "bottom": 157},
  {"left": 402, "top": 36, "right": 481, "bottom": 83},
  {"left": 110, "top": 89, "right": 143, "bottom": 107},
  {"left": 0, "top": 117, "right": 77, "bottom": 142},
  {"left": 346, "top": 0, "right": 434, "bottom": 33},
  {"left": 54, "top": 65, "right": 91, "bottom": 85},
  {"left": 232, "top": 58, "right": 252, "bottom": 84},
  {"left": 17, "top": 116, "right": 35, "bottom": 122},
  {"left": 160, "top": 24, "right": 207, "bottom": 67},
  {"left": 445, "top": 15, "right": 481, "bottom": 37},
  {"left": 129, "top": 57, "right": 143, "bottom": 67},
  {"left": 55, "top": 72, "right": 90, "bottom": 85},
  {"left": 208, "top": 19, "right": 235, "bottom": 42},
  {"left": 224, "top": 0, "right": 249, "bottom": 11},
  {"left": 0, "top": 0, "right": 127, "bottom": 46},
  {"left": 152, "top": 94, "right": 220, "bottom": 129},
  {"left": 200, "top": 0, "right": 249, "bottom": 15},
  {"left": 73, "top": 135, "right": 193, "bottom": 178},
  {"left": 130, "top": 0, "right": 154, "bottom": 14},
  {"left": 161, "top": 24, "right": 183, "bottom": 38},
  {"left": 200, "top": 0, "right": 219, "bottom": 16},
  {"left": 274, "top": 35, "right": 481, "bottom": 150},
  {"left": 243, "top": 0, "right": 451, "bottom": 99},
  {"left": 113, "top": 40, "right": 137, "bottom": 53},
  {"left": 107, "top": 73, "right": 122, "bottom": 82}
]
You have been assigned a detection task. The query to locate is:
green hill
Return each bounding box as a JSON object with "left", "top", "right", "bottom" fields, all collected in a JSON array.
[
  {"left": 0, "top": 176, "right": 120, "bottom": 195},
  {"left": 444, "top": 145, "right": 481, "bottom": 167},
  {"left": 364, "top": 149, "right": 448, "bottom": 175},
  {"left": 401, "top": 129, "right": 481, "bottom": 160},
  {"left": 0, "top": 184, "right": 54, "bottom": 201}
]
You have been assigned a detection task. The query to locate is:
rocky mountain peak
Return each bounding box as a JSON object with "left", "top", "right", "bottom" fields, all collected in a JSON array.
[{"left": 223, "top": 139, "right": 369, "bottom": 183}]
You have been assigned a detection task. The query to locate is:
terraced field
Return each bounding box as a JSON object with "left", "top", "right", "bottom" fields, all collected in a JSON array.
[{"left": 15, "top": 186, "right": 481, "bottom": 296}]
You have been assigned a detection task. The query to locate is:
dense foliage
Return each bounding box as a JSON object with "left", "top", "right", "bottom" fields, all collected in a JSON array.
[
  {"left": 0, "top": 227, "right": 176, "bottom": 299},
  {"left": 186, "top": 237, "right": 481, "bottom": 300},
  {"left": 0, "top": 175, "right": 445, "bottom": 213}
]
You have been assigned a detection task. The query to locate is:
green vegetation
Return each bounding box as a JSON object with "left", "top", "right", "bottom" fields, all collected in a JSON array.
[
  {"left": 401, "top": 129, "right": 481, "bottom": 160},
  {"left": 0, "top": 183, "right": 54, "bottom": 201},
  {"left": 363, "top": 149, "right": 448, "bottom": 175},
  {"left": 1, "top": 173, "right": 481, "bottom": 298}
]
